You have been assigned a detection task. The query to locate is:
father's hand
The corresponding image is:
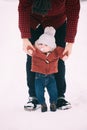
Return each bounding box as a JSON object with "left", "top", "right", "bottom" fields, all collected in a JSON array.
[
  {"left": 62, "top": 43, "right": 73, "bottom": 61},
  {"left": 23, "top": 38, "right": 35, "bottom": 56}
]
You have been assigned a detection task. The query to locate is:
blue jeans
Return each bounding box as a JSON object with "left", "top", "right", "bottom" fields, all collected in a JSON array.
[{"left": 35, "top": 73, "right": 58, "bottom": 104}]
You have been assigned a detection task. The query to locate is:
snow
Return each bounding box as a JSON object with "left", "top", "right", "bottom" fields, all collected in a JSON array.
[{"left": 0, "top": 1, "right": 87, "bottom": 130}]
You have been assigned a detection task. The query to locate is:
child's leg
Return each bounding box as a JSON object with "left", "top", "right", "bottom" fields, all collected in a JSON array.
[
  {"left": 35, "top": 73, "right": 46, "bottom": 105},
  {"left": 47, "top": 75, "right": 58, "bottom": 104},
  {"left": 35, "top": 73, "right": 48, "bottom": 112}
]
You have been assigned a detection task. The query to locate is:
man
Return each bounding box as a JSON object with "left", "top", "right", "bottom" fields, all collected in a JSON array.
[{"left": 18, "top": 0, "right": 80, "bottom": 110}]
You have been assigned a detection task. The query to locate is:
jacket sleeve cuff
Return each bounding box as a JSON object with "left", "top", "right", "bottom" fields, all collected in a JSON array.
[{"left": 21, "top": 32, "right": 31, "bottom": 39}]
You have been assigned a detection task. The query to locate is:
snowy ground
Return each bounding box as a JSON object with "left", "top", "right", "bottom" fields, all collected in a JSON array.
[{"left": 0, "top": 1, "right": 87, "bottom": 130}]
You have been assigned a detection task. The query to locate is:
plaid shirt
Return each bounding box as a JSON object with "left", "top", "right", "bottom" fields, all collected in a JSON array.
[{"left": 18, "top": 0, "right": 80, "bottom": 43}]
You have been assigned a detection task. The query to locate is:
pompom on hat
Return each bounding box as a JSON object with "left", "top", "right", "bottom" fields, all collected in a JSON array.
[{"left": 35, "top": 26, "right": 56, "bottom": 51}]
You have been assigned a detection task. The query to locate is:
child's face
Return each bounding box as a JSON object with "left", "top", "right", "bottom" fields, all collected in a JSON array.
[{"left": 36, "top": 43, "right": 51, "bottom": 53}]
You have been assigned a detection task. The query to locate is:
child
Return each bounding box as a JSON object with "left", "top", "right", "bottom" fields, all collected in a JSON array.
[{"left": 27, "top": 27, "right": 64, "bottom": 112}]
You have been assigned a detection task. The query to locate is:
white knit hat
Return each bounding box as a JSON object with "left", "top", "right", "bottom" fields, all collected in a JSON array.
[{"left": 35, "top": 26, "right": 56, "bottom": 51}]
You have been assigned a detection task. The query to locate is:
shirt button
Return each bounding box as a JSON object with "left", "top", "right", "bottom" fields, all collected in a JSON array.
[{"left": 45, "top": 60, "right": 49, "bottom": 64}]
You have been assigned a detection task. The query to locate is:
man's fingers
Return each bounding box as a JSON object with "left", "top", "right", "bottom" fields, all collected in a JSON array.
[{"left": 27, "top": 45, "right": 35, "bottom": 51}]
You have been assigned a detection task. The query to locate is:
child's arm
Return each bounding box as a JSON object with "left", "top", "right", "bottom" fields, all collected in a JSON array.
[
  {"left": 47, "top": 46, "right": 65, "bottom": 62},
  {"left": 27, "top": 46, "right": 47, "bottom": 61}
]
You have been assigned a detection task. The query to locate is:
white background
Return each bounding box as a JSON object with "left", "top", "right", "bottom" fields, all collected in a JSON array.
[{"left": 0, "top": 0, "right": 87, "bottom": 130}]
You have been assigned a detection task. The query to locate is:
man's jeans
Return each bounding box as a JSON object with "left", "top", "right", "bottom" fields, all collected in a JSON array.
[{"left": 35, "top": 73, "right": 58, "bottom": 104}]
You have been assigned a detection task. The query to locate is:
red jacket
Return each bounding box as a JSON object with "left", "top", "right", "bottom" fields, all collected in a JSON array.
[
  {"left": 31, "top": 47, "right": 64, "bottom": 74},
  {"left": 18, "top": 0, "right": 80, "bottom": 43}
]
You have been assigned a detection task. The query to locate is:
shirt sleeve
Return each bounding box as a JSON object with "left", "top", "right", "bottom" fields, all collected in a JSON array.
[
  {"left": 65, "top": 0, "right": 80, "bottom": 43},
  {"left": 47, "top": 47, "right": 64, "bottom": 62},
  {"left": 18, "top": 0, "right": 32, "bottom": 38}
]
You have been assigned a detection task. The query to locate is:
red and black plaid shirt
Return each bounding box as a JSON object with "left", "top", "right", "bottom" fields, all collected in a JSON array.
[{"left": 18, "top": 0, "right": 80, "bottom": 43}]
